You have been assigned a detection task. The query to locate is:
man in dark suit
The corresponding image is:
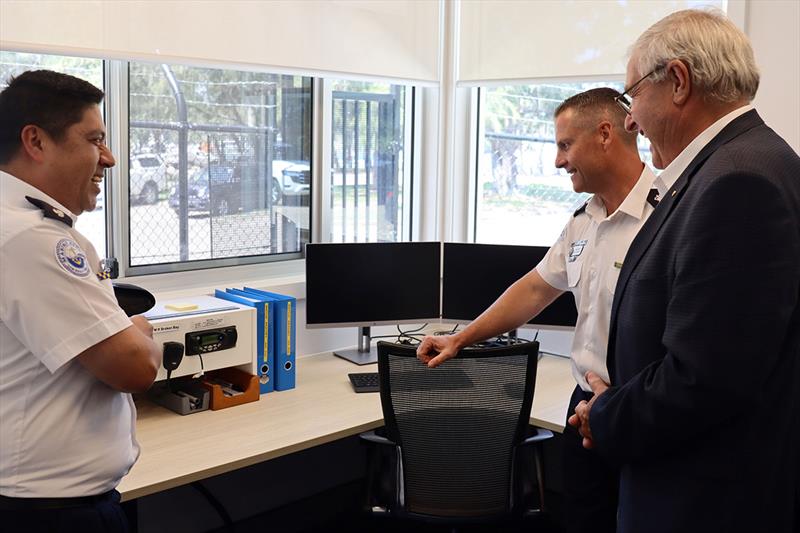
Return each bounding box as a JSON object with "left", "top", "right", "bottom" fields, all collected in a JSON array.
[{"left": 569, "top": 9, "right": 800, "bottom": 533}]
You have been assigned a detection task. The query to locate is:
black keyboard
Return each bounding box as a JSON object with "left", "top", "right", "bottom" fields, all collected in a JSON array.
[{"left": 349, "top": 372, "right": 380, "bottom": 393}]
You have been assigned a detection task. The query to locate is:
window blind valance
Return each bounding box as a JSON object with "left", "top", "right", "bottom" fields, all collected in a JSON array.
[
  {"left": 458, "top": 0, "right": 726, "bottom": 86},
  {"left": 0, "top": 0, "right": 441, "bottom": 84}
]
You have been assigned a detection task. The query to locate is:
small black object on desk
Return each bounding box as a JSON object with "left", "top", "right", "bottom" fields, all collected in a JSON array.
[
  {"left": 349, "top": 372, "right": 380, "bottom": 393},
  {"left": 112, "top": 282, "right": 156, "bottom": 316}
]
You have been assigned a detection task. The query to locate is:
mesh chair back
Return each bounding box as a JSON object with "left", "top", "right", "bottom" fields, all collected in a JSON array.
[{"left": 377, "top": 341, "right": 539, "bottom": 519}]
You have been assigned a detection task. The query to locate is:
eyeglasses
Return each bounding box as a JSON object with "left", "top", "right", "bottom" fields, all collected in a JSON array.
[{"left": 615, "top": 66, "right": 664, "bottom": 115}]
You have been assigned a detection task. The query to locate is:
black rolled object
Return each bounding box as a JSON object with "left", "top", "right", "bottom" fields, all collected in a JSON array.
[{"left": 112, "top": 282, "right": 156, "bottom": 316}]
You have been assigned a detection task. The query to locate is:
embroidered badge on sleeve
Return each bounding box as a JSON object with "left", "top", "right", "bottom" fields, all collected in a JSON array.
[{"left": 54, "top": 238, "right": 91, "bottom": 277}]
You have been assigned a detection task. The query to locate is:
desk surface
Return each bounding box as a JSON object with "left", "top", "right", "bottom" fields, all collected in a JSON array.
[{"left": 118, "top": 352, "right": 573, "bottom": 501}]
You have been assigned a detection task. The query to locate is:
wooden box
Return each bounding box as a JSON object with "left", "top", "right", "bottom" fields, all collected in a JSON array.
[{"left": 200, "top": 367, "right": 259, "bottom": 410}]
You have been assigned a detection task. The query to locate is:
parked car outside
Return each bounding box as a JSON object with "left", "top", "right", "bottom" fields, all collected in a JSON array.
[
  {"left": 129, "top": 153, "right": 172, "bottom": 205},
  {"left": 169, "top": 160, "right": 310, "bottom": 216},
  {"left": 276, "top": 161, "right": 310, "bottom": 203},
  {"left": 168, "top": 165, "right": 236, "bottom": 216}
]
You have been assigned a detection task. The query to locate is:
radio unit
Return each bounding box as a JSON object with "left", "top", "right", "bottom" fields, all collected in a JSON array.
[
  {"left": 186, "top": 326, "right": 238, "bottom": 355},
  {"left": 146, "top": 295, "right": 255, "bottom": 381}
]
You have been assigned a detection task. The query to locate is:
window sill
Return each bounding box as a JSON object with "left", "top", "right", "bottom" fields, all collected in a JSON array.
[{"left": 119, "top": 259, "right": 306, "bottom": 301}]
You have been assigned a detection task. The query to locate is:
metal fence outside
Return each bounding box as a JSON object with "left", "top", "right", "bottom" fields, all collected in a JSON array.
[
  {"left": 127, "top": 65, "right": 311, "bottom": 269},
  {"left": 330, "top": 88, "right": 405, "bottom": 243}
]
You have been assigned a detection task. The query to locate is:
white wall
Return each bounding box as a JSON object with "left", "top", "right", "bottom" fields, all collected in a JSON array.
[{"left": 748, "top": 0, "right": 800, "bottom": 153}]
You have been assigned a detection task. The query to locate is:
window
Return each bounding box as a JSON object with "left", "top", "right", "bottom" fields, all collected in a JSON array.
[
  {"left": 475, "top": 82, "right": 652, "bottom": 246},
  {"left": 127, "top": 63, "right": 312, "bottom": 272},
  {"left": 328, "top": 81, "right": 412, "bottom": 243},
  {"left": 0, "top": 51, "right": 106, "bottom": 256}
]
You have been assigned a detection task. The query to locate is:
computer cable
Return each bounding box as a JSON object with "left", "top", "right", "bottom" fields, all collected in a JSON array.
[
  {"left": 395, "top": 325, "right": 427, "bottom": 345},
  {"left": 195, "top": 352, "right": 205, "bottom": 378},
  {"left": 397, "top": 323, "right": 427, "bottom": 334},
  {"left": 371, "top": 323, "right": 428, "bottom": 342},
  {"left": 185, "top": 350, "right": 205, "bottom": 378},
  {"left": 396, "top": 334, "right": 423, "bottom": 345}
]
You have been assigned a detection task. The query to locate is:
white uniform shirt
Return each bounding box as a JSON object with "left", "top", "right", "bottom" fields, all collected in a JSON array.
[
  {"left": 0, "top": 171, "right": 139, "bottom": 497},
  {"left": 536, "top": 166, "right": 658, "bottom": 391}
]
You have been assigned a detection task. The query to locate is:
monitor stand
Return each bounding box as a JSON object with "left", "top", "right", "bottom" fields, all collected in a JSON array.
[
  {"left": 507, "top": 328, "right": 518, "bottom": 344},
  {"left": 492, "top": 329, "right": 518, "bottom": 346},
  {"left": 333, "top": 326, "right": 378, "bottom": 365}
]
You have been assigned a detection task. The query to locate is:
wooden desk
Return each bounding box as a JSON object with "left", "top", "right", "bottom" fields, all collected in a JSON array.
[
  {"left": 530, "top": 354, "right": 574, "bottom": 432},
  {"left": 119, "top": 352, "right": 573, "bottom": 501}
]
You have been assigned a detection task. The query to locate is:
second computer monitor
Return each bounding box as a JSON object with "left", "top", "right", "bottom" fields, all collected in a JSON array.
[
  {"left": 305, "top": 241, "right": 441, "bottom": 328},
  {"left": 441, "top": 242, "right": 578, "bottom": 329}
]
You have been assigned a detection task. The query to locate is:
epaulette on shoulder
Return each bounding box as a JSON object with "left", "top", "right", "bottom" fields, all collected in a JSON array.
[
  {"left": 573, "top": 201, "right": 588, "bottom": 217},
  {"left": 26, "top": 196, "right": 73, "bottom": 227}
]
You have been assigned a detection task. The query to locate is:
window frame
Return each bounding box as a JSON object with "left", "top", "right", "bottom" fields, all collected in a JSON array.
[
  {"left": 317, "top": 79, "right": 417, "bottom": 244},
  {"left": 120, "top": 62, "right": 312, "bottom": 277}
]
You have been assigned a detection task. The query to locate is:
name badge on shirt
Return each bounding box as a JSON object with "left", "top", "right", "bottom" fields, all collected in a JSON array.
[{"left": 568, "top": 240, "right": 587, "bottom": 263}]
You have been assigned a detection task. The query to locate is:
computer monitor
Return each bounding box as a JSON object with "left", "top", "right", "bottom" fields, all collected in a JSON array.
[
  {"left": 305, "top": 242, "right": 441, "bottom": 364},
  {"left": 441, "top": 242, "right": 577, "bottom": 331}
]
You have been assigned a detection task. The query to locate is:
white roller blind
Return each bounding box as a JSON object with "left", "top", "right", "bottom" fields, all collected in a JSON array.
[
  {"left": 0, "top": 0, "right": 441, "bottom": 84},
  {"left": 458, "top": 0, "right": 727, "bottom": 85}
]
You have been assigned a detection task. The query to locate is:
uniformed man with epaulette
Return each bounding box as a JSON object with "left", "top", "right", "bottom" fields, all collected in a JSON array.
[
  {"left": 0, "top": 70, "right": 161, "bottom": 533},
  {"left": 417, "top": 87, "right": 660, "bottom": 533}
]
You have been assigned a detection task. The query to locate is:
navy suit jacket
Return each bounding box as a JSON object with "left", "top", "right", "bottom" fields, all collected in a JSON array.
[{"left": 591, "top": 110, "right": 800, "bottom": 533}]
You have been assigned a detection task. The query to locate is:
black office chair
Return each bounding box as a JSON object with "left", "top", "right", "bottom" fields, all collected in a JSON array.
[{"left": 360, "top": 340, "right": 553, "bottom": 528}]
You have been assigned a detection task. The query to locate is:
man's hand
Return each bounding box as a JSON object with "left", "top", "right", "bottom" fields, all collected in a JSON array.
[
  {"left": 567, "top": 371, "right": 609, "bottom": 449},
  {"left": 77, "top": 314, "right": 161, "bottom": 393},
  {"left": 416, "top": 334, "right": 462, "bottom": 368},
  {"left": 130, "top": 314, "right": 154, "bottom": 338}
]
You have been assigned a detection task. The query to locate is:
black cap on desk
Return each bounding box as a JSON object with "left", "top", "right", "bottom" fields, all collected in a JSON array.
[{"left": 113, "top": 283, "right": 156, "bottom": 317}]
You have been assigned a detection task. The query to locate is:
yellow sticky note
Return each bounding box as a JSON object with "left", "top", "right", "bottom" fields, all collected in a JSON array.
[{"left": 165, "top": 303, "right": 199, "bottom": 311}]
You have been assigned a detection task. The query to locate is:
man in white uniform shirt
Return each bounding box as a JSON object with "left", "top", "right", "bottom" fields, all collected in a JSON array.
[
  {"left": 0, "top": 70, "right": 161, "bottom": 533},
  {"left": 417, "top": 88, "right": 658, "bottom": 533}
]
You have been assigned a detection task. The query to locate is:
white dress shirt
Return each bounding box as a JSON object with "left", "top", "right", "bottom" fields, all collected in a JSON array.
[{"left": 655, "top": 104, "right": 754, "bottom": 194}]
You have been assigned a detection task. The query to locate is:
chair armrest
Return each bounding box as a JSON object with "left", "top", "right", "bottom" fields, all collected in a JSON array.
[
  {"left": 520, "top": 427, "right": 554, "bottom": 446},
  {"left": 359, "top": 429, "right": 397, "bottom": 446}
]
